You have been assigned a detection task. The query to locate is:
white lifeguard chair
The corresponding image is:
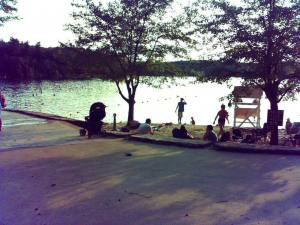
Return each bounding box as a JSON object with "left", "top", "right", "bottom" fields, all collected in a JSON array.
[{"left": 233, "top": 86, "right": 263, "bottom": 128}]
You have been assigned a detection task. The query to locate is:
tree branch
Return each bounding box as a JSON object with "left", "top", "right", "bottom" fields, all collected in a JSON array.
[
  {"left": 115, "top": 80, "right": 129, "bottom": 102},
  {"left": 277, "top": 84, "right": 295, "bottom": 103}
]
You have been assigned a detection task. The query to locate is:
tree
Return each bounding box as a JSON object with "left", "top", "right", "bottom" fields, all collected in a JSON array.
[
  {"left": 68, "top": 0, "right": 193, "bottom": 124},
  {"left": 0, "top": 0, "right": 18, "bottom": 26},
  {"left": 190, "top": 0, "right": 300, "bottom": 145}
]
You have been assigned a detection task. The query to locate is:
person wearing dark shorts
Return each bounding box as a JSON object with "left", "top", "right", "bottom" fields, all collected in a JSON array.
[
  {"left": 213, "top": 104, "right": 229, "bottom": 136},
  {"left": 175, "top": 98, "right": 187, "bottom": 124}
]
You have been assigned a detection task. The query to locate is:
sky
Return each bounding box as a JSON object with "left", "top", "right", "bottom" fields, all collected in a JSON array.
[
  {"left": 1, "top": 0, "right": 75, "bottom": 47},
  {"left": 0, "top": 0, "right": 203, "bottom": 59},
  {"left": 0, "top": 0, "right": 221, "bottom": 60}
]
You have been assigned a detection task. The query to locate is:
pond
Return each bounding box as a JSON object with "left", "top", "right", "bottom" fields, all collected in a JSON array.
[{"left": 1, "top": 78, "right": 299, "bottom": 127}]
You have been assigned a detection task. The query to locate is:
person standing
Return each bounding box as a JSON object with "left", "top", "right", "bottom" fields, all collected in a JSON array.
[
  {"left": 0, "top": 91, "right": 7, "bottom": 131},
  {"left": 175, "top": 98, "right": 187, "bottom": 124},
  {"left": 213, "top": 104, "right": 229, "bottom": 136}
]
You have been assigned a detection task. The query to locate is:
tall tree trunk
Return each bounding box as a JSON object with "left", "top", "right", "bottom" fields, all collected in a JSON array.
[
  {"left": 269, "top": 97, "right": 279, "bottom": 145},
  {"left": 127, "top": 95, "right": 135, "bottom": 124}
]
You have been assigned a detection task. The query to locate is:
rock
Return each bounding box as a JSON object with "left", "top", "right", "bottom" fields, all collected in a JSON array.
[{"left": 51, "top": 184, "right": 56, "bottom": 187}]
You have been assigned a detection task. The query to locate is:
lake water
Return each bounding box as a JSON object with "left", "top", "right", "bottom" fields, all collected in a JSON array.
[{"left": 1, "top": 78, "right": 299, "bottom": 127}]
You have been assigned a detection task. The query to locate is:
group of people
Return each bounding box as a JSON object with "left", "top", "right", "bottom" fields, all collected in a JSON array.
[
  {"left": 4, "top": 91, "right": 299, "bottom": 146},
  {"left": 135, "top": 98, "right": 230, "bottom": 143},
  {"left": 137, "top": 98, "right": 299, "bottom": 145},
  {"left": 0, "top": 92, "right": 238, "bottom": 146},
  {"left": 133, "top": 98, "right": 300, "bottom": 146},
  {"left": 175, "top": 98, "right": 230, "bottom": 134},
  {"left": 135, "top": 117, "right": 221, "bottom": 143}
]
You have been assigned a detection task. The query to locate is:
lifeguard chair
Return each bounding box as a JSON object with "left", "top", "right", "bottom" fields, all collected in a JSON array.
[{"left": 233, "top": 86, "right": 263, "bottom": 128}]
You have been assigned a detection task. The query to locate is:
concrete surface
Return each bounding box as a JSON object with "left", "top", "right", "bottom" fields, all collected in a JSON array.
[
  {"left": 130, "top": 134, "right": 212, "bottom": 148},
  {"left": 2, "top": 111, "right": 300, "bottom": 225},
  {"left": 0, "top": 111, "right": 81, "bottom": 151},
  {"left": 215, "top": 142, "right": 300, "bottom": 155}
]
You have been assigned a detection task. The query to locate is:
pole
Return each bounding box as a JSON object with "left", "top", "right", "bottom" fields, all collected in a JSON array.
[{"left": 113, "top": 113, "right": 117, "bottom": 131}]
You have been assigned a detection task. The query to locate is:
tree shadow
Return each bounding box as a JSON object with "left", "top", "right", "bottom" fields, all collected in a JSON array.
[{"left": 1, "top": 139, "right": 300, "bottom": 225}]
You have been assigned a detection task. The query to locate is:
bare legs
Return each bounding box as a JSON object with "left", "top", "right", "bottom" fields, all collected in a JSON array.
[
  {"left": 178, "top": 112, "right": 183, "bottom": 124},
  {"left": 218, "top": 124, "right": 225, "bottom": 137},
  {"left": 178, "top": 116, "right": 182, "bottom": 124}
]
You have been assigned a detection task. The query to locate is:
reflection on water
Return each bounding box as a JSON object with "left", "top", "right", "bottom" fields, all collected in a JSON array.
[{"left": 1, "top": 78, "right": 299, "bottom": 126}]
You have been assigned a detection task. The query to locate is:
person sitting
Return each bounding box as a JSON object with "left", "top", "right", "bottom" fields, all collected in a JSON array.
[
  {"left": 285, "top": 118, "right": 292, "bottom": 135},
  {"left": 203, "top": 125, "right": 218, "bottom": 143},
  {"left": 172, "top": 125, "right": 194, "bottom": 139},
  {"left": 262, "top": 122, "right": 269, "bottom": 142},
  {"left": 232, "top": 128, "right": 243, "bottom": 141},
  {"left": 219, "top": 131, "right": 231, "bottom": 142},
  {"left": 180, "top": 125, "right": 194, "bottom": 139},
  {"left": 241, "top": 134, "right": 256, "bottom": 144},
  {"left": 294, "top": 128, "right": 300, "bottom": 146},
  {"left": 137, "top": 118, "right": 154, "bottom": 135}
]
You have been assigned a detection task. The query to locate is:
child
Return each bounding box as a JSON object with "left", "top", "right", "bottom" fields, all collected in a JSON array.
[
  {"left": 191, "top": 117, "right": 195, "bottom": 125},
  {"left": 213, "top": 104, "right": 229, "bottom": 136}
]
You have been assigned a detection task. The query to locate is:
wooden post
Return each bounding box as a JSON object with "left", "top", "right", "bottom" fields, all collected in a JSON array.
[{"left": 113, "top": 113, "right": 117, "bottom": 131}]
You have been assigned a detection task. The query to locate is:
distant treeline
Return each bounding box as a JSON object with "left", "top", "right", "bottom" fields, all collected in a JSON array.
[
  {"left": 0, "top": 38, "right": 243, "bottom": 81},
  {"left": 0, "top": 38, "right": 108, "bottom": 81}
]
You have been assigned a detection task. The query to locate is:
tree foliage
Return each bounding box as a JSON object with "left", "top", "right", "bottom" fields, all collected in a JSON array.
[
  {"left": 190, "top": 0, "right": 300, "bottom": 145},
  {"left": 0, "top": 0, "right": 18, "bottom": 26},
  {"left": 0, "top": 38, "right": 109, "bottom": 80},
  {"left": 68, "top": 0, "right": 194, "bottom": 123}
]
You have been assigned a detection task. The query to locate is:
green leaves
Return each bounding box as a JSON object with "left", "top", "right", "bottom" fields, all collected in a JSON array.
[
  {"left": 191, "top": 0, "right": 300, "bottom": 86},
  {"left": 0, "top": 0, "right": 18, "bottom": 26},
  {"left": 68, "top": 0, "right": 193, "bottom": 74}
]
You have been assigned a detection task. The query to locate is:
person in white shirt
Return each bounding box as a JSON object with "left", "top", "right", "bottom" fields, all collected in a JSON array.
[{"left": 137, "top": 118, "right": 154, "bottom": 135}]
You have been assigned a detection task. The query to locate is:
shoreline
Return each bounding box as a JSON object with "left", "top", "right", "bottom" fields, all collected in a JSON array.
[
  {"left": 4, "top": 108, "right": 288, "bottom": 140},
  {"left": 2, "top": 109, "right": 300, "bottom": 155}
]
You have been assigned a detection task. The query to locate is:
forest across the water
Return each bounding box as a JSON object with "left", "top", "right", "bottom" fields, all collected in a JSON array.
[{"left": 0, "top": 38, "right": 254, "bottom": 81}]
